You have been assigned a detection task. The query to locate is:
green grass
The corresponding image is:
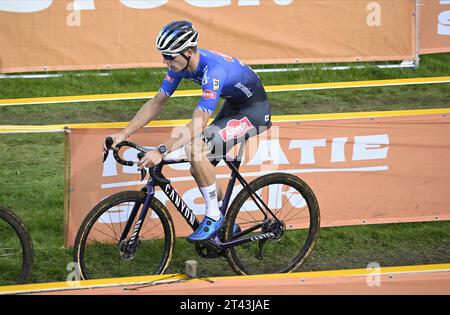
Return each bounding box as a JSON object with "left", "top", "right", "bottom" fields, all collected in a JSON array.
[
  {"left": 1, "top": 53, "right": 449, "bottom": 100},
  {"left": 0, "top": 53, "right": 449, "bottom": 285},
  {"left": 0, "top": 53, "right": 449, "bottom": 125},
  {"left": 0, "top": 83, "right": 449, "bottom": 125}
]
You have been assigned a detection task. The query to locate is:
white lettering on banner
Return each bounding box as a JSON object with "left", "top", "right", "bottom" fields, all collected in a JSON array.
[
  {"left": 73, "top": 0, "right": 95, "bottom": 10},
  {"left": 331, "top": 137, "right": 348, "bottom": 162},
  {"left": 366, "top": 2, "right": 381, "bottom": 27},
  {"left": 98, "top": 132, "right": 389, "bottom": 216},
  {"left": 289, "top": 139, "right": 327, "bottom": 164},
  {"left": 0, "top": 0, "right": 53, "bottom": 13},
  {"left": 239, "top": 0, "right": 260, "bottom": 5},
  {"left": 273, "top": 0, "right": 292, "bottom": 5},
  {"left": 120, "top": 0, "right": 168, "bottom": 10},
  {"left": 247, "top": 140, "right": 289, "bottom": 166},
  {"left": 0, "top": 0, "right": 293, "bottom": 13},
  {"left": 102, "top": 151, "right": 118, "bottom": 176},
  {"left": 185, "top": 0, "right": 230, "bottom": 7},
  {"left": 67, "top": 2, "right": 81, "bottom": 27},
  {"left": 438, "top": 10, "right": 450, "bottom": 35},
  {"left": 101, "top": 134, "right": 390, "bottom": 178},
  {"left": 352, "top": 134, "right": 389, "bottom": 161}
]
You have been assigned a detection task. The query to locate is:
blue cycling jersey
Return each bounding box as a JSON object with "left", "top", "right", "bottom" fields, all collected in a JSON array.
[{"left": 159, "top": 48, "right": 267, "bottom": 115}]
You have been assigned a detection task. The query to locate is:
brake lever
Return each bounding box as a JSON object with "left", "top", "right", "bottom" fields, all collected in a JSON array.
[
  {"left": 137, "top": 152, "right": 147, "bottom": 181},
  {"left": 103, "top": 136, "right": 114, "bottom": 163},
  {"left": 136, "top": 152, "right": 170, "bottom": 184}
]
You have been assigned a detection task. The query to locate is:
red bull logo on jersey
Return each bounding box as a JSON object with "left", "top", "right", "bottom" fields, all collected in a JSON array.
[{"left": 219, "top": 117, "right": 254, "bottom": 142}]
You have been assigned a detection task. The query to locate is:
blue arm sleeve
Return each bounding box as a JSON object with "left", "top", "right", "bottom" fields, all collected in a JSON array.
[
  {"left": 159, "top": 70, "right": 181, "bottom": 96},
  {"left": 196, "top": 67, "right": 227, "bottom": 115}
]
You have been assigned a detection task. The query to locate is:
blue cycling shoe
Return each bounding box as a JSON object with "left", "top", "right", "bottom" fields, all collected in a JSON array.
[{"left": 187, "top": 214, "right": 224, "bottom": 243}]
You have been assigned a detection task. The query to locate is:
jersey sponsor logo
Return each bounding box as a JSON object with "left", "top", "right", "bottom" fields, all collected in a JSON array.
[
  {"left": 202, "top": 89, "right": 217, "bottom": 100},
  {"left": 202, "top": 65, "right": 209, "bottom": 85},
  {"left": 234, "top": 82, "right": 253, "bottom": 98},
  {"left": 218, "top": 117, "right": 254, "bottom": 142},
  {"left": 164, "top": 74, "right": 174, "bottom": 83},
  {"left": 159, "top": 88, "right": 170, "bottom": 96},
  {"left": 197, "top": 105, "right": 214, "bottom": 115},
  {"left": 213, "top": 78, "right": 220, "bottom": 90}
]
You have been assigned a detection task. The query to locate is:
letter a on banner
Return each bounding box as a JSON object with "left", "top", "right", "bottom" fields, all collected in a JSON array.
[{"left": 367, "top": 2, "right": 381, "bottom": 27}]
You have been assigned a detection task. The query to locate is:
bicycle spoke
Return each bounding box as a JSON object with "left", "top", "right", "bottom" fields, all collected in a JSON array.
[
  {"left": 77, "top": 192, "right": 173, "bottom": 280},
  {"left": 141, "top": 221, "right": 163, "bottom": 239},
  {"left": 284, "top": 212, "right": 310, "bottom": 223},
  {"left": 278, "top": 187, "right": 299, "bottom": 216},
  {"left": 282, "top": 197, "right": 309, "bottom": 222},
  {"left": 226, "top": 174, "right": 319, "bottom": 275},
  {"left": 90, "top": 226, "right": 118, "bottom": 242}
]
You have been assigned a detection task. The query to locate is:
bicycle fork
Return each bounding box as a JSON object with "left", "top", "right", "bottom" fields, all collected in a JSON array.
[{"left": 118, "top": 181, "right": 156, "bottom": 258}]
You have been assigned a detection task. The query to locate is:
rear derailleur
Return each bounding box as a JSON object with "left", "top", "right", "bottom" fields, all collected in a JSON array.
[{"left": 255, "top": 219, "right": 286, "bottom": 260}]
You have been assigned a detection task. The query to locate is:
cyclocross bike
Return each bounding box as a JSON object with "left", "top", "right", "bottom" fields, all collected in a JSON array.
[
  {"left": 74, "top": 136, "right": 320, "bottom": 279},
  {"left": 0, "top": 205, "right": 34, "bottom": 285}
]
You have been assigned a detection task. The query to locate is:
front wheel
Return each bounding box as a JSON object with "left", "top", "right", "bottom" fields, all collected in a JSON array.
[
  {"left": 73, "top": 191, "right": 175, "bottom": 280},
  {"left": 223, "top": 173, "right": 320, "bottom": 275},
  {"left": 0, "top": 205, "right": 34, "bottom": 285}
]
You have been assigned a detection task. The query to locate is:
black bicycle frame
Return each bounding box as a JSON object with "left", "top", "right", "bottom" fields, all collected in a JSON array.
[{"left": 119, "top": 144, "right": 281, "bottom": 250}]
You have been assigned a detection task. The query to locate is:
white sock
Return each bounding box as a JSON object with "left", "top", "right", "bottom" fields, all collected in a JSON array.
[{"left": 199, "top": 184, "right": 221, "bottom": 221}]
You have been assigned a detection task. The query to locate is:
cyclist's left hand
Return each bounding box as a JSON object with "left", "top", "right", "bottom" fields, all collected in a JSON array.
[{"left": 137, "top": 150, "right": 163, "bottom": 170}]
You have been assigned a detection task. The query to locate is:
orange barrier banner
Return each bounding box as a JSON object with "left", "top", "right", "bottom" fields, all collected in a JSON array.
[
  {"left": 65, "top": 112, "right": 450, "bottom": 247},
  {"left": 0, "top": 0, "right": 417, "bottom": 73},
  {"left": 420, "top": 0, "right": 450, "bottom": 54}
]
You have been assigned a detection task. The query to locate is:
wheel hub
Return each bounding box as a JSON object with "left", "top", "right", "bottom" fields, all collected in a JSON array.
[
  {"left": 118, "top": 239, "right": 141, "bottom": 260},
  {"left": 262, "top": 219, "right": 285, "bottom": 241}
]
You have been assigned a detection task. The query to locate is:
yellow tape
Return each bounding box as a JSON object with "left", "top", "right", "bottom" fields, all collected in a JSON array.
[
  {"left": 1, "top": 263, "right": 449, "bottom": 294},
  {"left": 1, "top": 76, "right": 449, "bottom": 106},
  {"left": 0, "top": 108, "right": 449, "bottom": 133}
]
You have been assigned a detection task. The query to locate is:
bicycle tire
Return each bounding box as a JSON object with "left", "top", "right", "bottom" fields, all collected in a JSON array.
[
  {"left": 222, "top": 173, "right": 320, "bottom": 275},
  {"left": 0, "top": 205, "right": 34, "bottom": 284},
  {"left": 74, "top": 191, "right": 175, "bottom": 280}
]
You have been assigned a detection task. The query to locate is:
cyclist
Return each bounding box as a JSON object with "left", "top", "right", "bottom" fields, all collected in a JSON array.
[{"left": 105, "top": 20, "right": 271, "bottom": 243}]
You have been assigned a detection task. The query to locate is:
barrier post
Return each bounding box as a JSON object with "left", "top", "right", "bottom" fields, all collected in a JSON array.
[
  {"left": 63, "top": 127, "right": 71, "bottom": 248},
  {"left": 415, "top": 0, "right": 421, "bottom": 68}
]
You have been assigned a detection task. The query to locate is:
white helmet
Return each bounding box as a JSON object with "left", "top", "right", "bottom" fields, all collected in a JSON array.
[{"left": 156, "top": 20, "right": 199, "bottom": 56}]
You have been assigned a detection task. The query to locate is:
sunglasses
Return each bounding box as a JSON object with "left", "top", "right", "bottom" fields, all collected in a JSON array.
[{"left": 162, "top": 53, "right": 178, "bottom": 60}]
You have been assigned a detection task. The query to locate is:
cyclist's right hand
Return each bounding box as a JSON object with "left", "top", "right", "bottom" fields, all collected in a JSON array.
[{"left": 103, "top": 133, "right": 126, "bottom": 153}]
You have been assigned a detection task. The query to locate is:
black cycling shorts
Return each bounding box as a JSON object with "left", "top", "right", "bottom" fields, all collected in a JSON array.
[{"left": 200, "top": 98, "right": 272, "bottom": 166}]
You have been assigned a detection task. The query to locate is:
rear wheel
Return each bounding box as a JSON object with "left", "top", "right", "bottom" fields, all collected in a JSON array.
[
  {"left": 223, "top": 173, "right": 320, "bottom": 275},
  {"left": 74, "top": 191, "right": 175, "bottom": 280}
]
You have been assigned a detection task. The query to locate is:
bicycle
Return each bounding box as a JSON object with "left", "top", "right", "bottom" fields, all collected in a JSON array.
[
  {"left": 0, "top": 205, "right": 34, "bottom": 285},
  {"left": 73, "top": 136, "right": 320, "bottom": 279}
]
